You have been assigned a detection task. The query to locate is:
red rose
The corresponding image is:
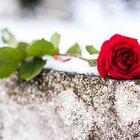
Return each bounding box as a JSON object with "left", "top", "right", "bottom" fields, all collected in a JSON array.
[{"left": 97, "top": 34, "right": 140, "bottom": 79}]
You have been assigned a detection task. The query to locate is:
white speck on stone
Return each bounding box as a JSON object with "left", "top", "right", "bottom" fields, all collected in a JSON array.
[{"left": 115, "top": 81, "right": 140, "bottom": 125}]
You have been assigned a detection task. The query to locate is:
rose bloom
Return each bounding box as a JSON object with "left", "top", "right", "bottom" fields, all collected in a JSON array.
[{"left": 97, "top": 34, "right": 140, "bottom": 79}]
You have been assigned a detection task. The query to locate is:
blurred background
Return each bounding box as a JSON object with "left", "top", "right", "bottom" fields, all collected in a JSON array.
[
  {"left": 0, "top": 0, "right": 140, "bottom": 51},
  {"left": 0, "top": 0, "right": 140, "bottom": 54}
]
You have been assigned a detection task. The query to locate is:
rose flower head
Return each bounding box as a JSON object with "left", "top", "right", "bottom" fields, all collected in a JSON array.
[{"left": 97, "top": 34, "right": 140, "bottom": 79}]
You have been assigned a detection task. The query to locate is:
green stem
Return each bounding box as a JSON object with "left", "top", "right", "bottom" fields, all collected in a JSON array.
[{"left": 59, "top": 54, "right": 95, "bottom": 62}]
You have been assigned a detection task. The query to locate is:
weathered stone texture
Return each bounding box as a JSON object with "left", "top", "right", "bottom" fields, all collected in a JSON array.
[{"left": 0, "top": 69, "right": 140, "bottom": 140}]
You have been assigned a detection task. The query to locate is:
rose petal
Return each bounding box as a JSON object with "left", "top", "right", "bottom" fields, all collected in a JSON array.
[{"left": 97, "top": 41, "right": 109, "bottom": 78}]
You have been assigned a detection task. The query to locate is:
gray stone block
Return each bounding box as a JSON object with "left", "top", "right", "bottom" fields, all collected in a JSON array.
[{"left": 0, "top": 69, "right": 140, "bottom": 140}]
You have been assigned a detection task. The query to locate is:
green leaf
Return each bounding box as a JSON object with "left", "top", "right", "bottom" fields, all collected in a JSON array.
[
  {"left": 17, "top": 42, "right": 29, "bottom": 50},
  {"left": 27, "top": 39, "right": 57, "bottom": 57},
  {"left": 88, "top": 60, "right": 97, "bottom": 67},
  {"left": 17, "top": 42, "right": 29, "bottom": 55},
  {"left": 50, "top": 32, "right": 60, "bottom": 53},
  {"left": 19, "top": 57, "right": 46, "bottom": 80},
  {"left": 1, "top": 28, "right": 17, "bottom": 46},
  {"left": 66, "top": 43, "right": 81, "bottom": 55},
  {"left": 0, "top": 47, "right": 25, "bottom": 78},
  {"left": 86, "top": 45, "right": 99, "bottom": 55}
]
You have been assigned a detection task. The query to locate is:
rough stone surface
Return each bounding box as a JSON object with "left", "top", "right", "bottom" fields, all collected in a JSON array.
[{"left": 0, "top": 69, "right": 140, "bottom": 140}]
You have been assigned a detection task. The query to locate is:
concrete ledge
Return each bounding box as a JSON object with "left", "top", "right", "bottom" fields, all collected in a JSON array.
[{"left": 0, "top": 69, "right": 140, "bottom": 140}]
